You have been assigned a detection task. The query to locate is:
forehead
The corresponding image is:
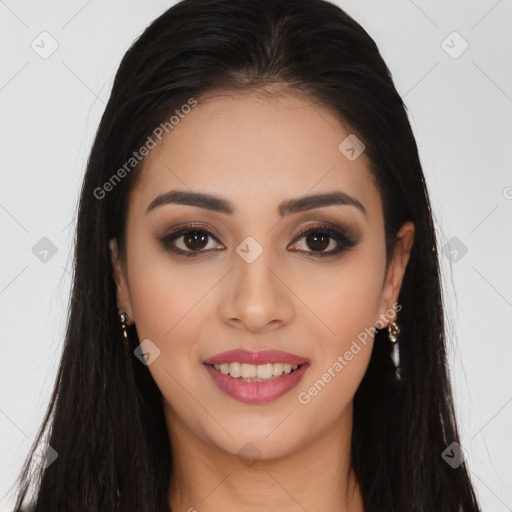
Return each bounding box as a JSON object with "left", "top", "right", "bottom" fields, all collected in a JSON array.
[{"left": 129, "top": 91, "right": 382, "bottom": 222}]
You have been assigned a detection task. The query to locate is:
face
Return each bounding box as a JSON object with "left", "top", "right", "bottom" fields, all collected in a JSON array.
[{"left": 110, "top": 90, "right": 414, "bottom": 461}]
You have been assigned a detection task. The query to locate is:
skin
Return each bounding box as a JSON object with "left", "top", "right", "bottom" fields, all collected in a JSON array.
[{"left": 110, "top": 90, "right": 414, "bottom": 512}]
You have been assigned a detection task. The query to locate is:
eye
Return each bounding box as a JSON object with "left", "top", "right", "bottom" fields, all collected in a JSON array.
[
  {"left": 288, "top": 224, "right": 359, "bottom": 257},
  {"left": 158, "top": 224, "right": 224, "bottom": 257},
  {"left": 158, "top": 222, "right": 360, "bottom": 258}
]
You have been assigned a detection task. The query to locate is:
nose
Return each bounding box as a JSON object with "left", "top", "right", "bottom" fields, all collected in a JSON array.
[{"left": 218, "top": 249, "right": 294, "bottom": 334}]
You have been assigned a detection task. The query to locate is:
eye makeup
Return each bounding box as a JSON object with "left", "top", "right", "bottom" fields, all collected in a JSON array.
[{"left": 157, "top": 220, "right": 361, "bottom": 259}]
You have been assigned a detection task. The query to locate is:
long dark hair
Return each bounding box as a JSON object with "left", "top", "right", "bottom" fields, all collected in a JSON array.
[{"left": 12, "top": 0, "right": 481, "bottom": 510}]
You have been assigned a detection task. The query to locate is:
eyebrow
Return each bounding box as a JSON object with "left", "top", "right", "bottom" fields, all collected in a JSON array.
[{"left": 145, "top": 189, "right": 367, "bottom": 219}]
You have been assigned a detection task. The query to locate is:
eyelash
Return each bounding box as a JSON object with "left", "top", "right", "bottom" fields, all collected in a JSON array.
[{"left": 158, "top": 223, "right": 360, "bottom": 258}]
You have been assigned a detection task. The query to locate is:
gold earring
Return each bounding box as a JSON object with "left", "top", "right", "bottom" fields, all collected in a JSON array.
[{"left": 388, "top": 320, "right": 402, "bottom": 381}]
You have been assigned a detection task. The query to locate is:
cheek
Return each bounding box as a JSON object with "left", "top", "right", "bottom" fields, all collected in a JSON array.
[
  {"left": 294, "top": 285, "right": 377, "bottom": 419},
  {"left": 125, "top": 248, "right": 211, "bottom": 420},
  {"left": 292, "top": 249, "right": 384, "bottom": 401},
  {"left": 296, "top": 250, "right": 384, "bottom": 345},
  {"left": 126, "top": 235, "right": 211, "bottom": 339},
  {"left": 332, "top": 239, "right": 386, "bottom": 335},
  {"left": 124, "top": 237, "right": 232, "bottom": 398}
]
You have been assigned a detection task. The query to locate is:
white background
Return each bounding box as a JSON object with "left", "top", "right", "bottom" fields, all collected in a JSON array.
[{"left": 1, "top": 1, "right": 511, "bottom": 510}]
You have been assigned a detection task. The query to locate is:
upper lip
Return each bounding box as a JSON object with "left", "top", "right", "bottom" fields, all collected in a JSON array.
[{"left": 203, "top": 348, "right": 310, "bottom": 366}]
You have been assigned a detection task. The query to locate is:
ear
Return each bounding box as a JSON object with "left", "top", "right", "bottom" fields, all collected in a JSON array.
[
  {"left": 376, "top": 221, "right": 415, "bottom": 326},
  {"left": 109, "top": 238, "right": 135, "bottom": 325}
]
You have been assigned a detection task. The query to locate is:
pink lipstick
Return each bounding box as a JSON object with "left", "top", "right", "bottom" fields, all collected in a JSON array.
[{"left": 203, "top": 349, "right": 310, "bottom": 404}]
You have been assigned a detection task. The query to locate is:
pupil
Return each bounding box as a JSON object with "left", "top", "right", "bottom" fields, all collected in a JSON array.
[
  {"left": 185, "top": 232, "right": 207, "bottom": 250},
  {"left": 307, "top": 233, "right": 329, "bottom": 251}
]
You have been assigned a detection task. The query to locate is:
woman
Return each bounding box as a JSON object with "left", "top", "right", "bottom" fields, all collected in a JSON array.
[{"left": 12, "top": 0, "right": 481, "bottom": 510}]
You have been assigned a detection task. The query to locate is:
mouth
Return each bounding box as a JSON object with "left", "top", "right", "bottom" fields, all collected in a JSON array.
[
  {"left": 206, "top": 362, "right": 304, "bottom": 382},
  {"left": 202, "top": 349, "right": 310, "bottom": 403}
]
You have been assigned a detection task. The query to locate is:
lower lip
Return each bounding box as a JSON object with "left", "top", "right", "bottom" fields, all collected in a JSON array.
[{"left": 204, "top": 363, "right": 309, "bottom": 404}]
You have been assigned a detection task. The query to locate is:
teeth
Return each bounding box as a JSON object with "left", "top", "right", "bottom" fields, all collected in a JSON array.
[
  {"left": 229, "top": 362, "right": 241, "bottom": 378},
  {"left": 257, "top": 363, "right": 273, "bottom": 379},
  {"left": 219, "top": 363, "right": 230, "bottom": 375},
  {"left": 241, "top": 363, "right": 257, "bottom": 378},
  {"left": 272, "top": 363, "right": 283, "bottom": 376},
  {"left": 212, "top": 362, "right": 299, "bottom": 379}
]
